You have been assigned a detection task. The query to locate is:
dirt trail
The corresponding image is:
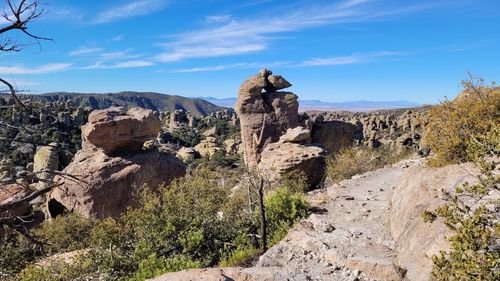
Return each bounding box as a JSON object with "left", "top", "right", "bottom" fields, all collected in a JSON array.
[{"left": 254, "top": 158, "right": 424, "bottom": 281}]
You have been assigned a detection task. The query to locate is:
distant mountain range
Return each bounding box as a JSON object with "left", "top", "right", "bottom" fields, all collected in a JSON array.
[
  {"left": 34, "top": 92, "right": 224, "bottom": 116},
  {"left": 201, "top": 97, "right": 422, "bottom": 112},
  {"left": 3, "top": 91, "right": 422, "bottom": 115}
]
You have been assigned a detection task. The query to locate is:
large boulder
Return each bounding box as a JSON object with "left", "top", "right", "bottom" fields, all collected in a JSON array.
[
  {"left": 235, "top": 69, "right": 299, "bottom": 169},
  {"left": 82, "top": 107, "right": 161, "bottom": 154},
  {"left": 258, "top": 128, "right": 325, "bottom": 189},
  {"left": 49, "top": 148, "right": 186, "bottom": 219}
]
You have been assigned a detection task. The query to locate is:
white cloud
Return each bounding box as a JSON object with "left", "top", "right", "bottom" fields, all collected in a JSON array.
[
  {"left": 69, "top": 47, "right": 104, "bottom": 57},
  {"left": 174, "top": 61, "right": 290, "bottom": 73},
  {"left": 303, "top": 51, "right": 401, "bottom": 66},
  {"left": 93, "top": 0, "right": 169, "bottom": 24},
  {"left": 0, "top": 63, "right": 72, "bottom": 75},
  {"left": 156, "top": 0, "right": 441, "bottom": 62},
  {"left": 83, "top": 60, "right": 154, "bottom": 69}
]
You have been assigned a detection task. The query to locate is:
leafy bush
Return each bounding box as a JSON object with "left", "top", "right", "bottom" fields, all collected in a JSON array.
[
  {"left": 423, "top": 76, "right": 500, "bottom": 166},
  {"left": 263, "top": 186, "right": 310, "bottom": 244}
]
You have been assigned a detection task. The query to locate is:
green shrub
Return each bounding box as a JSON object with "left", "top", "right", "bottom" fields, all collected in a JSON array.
[
  {"left": 132, "top": 254, "right": 201, "bottom": 281},
  {"left": 262, "top": 186, "right": 310, "bottom": 244}
]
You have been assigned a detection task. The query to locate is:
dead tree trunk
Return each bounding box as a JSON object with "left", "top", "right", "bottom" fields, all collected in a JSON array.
[{"left": 257, "top": 177, "right": 267, "bottom": 251}]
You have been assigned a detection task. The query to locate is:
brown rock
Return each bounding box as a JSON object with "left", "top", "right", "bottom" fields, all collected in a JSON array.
[
  {"left": 0, "top": 183, "right": 31, "bottom": 218},
  {"left": 235, "top": 71, "right": 299, "bottom": 169},
  {"left": 49, "top": 148, "right": 186, "bottom": 219},
  {"left": 82, "top": 107, "right": 161, "bottom": 154}
]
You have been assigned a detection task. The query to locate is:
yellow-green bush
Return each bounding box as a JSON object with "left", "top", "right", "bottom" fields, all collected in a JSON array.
[
  {"left": 326, "top": 146, "right": 409, "bottom": 184},
  {"left": 423, "top": 78, "right": 500, "bottom": 166}
]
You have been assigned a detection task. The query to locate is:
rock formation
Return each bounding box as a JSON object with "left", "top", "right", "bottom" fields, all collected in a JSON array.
[
  {"left": 235, "top": 69, "right": 299, "bottom": 169},
  {"left": 82, "top": 107, "right": 161, "bottom": 154},
  {"left": 49, "top": 107, "right": 186, "bottom": 219},
  {"left": 235, "top": 69, "right": 356, "bottom": 188}
]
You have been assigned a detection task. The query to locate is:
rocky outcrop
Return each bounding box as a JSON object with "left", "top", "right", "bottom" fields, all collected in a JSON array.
[
  {"left": 50, "top": 107, "right": 186, "bottom": 219},
  {"left": 82, "top": 107, "right": 161, "bottom": 154},
  {"left": 311, "top": 121, "right": 356, "bottom": 154},
  {"left": 235, "top": 69, "right": 299, "bottom": 169}
]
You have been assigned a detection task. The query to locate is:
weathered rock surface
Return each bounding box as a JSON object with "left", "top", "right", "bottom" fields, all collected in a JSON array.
[
  {"left": 0, "top": 183, "right": 31, "bottom": 218},
  {"left": 82, "top": 107, "right": 161, "bottom": 154},
  {"left": 390, "top": 163, "right": 479, "bottom": 281},
  {"left": 50, "top": 148, "right": 186, "bottom": 218},
  {"left": 235, "top": 70, "right": 299, "bottom": 169}
]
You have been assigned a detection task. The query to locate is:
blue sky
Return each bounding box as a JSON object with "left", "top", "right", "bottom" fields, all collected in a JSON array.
[{"left": 0, "top": 0, "right": 499, "bottom": 103}]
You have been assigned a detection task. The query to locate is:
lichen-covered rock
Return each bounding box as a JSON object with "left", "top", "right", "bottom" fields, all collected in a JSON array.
[
  {"left": 33, "top": 144, "right": 59, "bottom": 189},
  {"left": 82, "top": 107, "right": 161, "bottom": 154},
  {"left": 176, "top": 147, "right": 197, "bottom": 163},
  {"left": 50, "top": 148, "right": 186, "bottom": 219}
]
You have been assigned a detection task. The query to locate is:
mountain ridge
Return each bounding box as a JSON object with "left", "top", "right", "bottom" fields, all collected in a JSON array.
[{"left": 32, "top": 91, "right": 224, "bottom": 117}]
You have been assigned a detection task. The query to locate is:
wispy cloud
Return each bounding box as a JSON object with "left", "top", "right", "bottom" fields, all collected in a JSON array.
[
  {"left": 83, "top": 60, "right": 154, "bottom": 69},
  {"left": 69, "top": 47, "right": 104, "bottom": 57},
  {"left": 303, "top": 51, "right": 402, "bottom": 66},
  {"left": 93, "top": 0, "right": 169, "bottom": 24},
  {"left": 174, "top": 61, "right": 290, "bottom": 73},
  {"left": 156, "top": 0, "right": 445, "bottom": 62},
  {"left": 204, "top": 15, "right": 232, "bottom": 24},
  {"left": 0, "top": 63, "right": 72, "bottom": 75},
  {"left": 110, "top": 34, "right": 125, "bottom": 42}
]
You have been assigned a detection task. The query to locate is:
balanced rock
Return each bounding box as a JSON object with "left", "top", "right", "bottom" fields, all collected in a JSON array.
[
  {"left": 50, "top": 107, "right": 185, "bottom": 219},
  {"left": 235, "top": 70, "right": 299, "bottom": 169},
  {"left": 82, "top": 107, "right": 161, "bottom": 154}
]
